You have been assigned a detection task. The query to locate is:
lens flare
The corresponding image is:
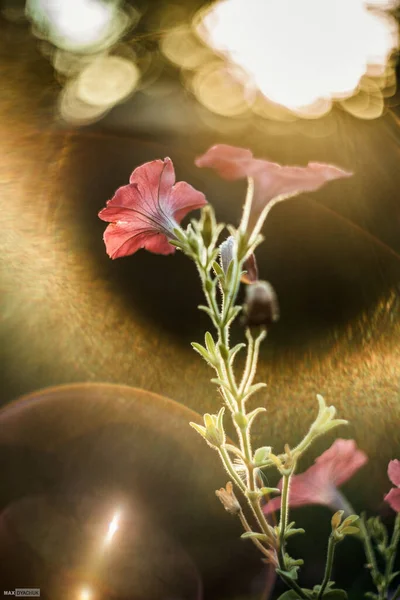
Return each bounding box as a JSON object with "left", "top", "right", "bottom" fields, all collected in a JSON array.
[
  {"left": 196, "top": 0, "right": 399, "bottom": 117},
  {"left": 104, "top": 510, "right": 121, "bottom": 545}
]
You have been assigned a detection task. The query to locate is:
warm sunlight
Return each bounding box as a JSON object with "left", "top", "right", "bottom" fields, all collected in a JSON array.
[{"left": 196, "top": 0, "right": 398, "bottom": 115}]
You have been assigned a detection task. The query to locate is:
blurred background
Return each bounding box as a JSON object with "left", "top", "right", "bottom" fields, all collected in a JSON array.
[{"left": 1, "top": 0, "right": 400, "bottom": 598}]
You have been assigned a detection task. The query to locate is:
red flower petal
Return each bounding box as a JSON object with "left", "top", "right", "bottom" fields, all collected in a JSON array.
[
  {"left": 264, "top": 439, "right": 367, "bottom": 513},
  {"left": 168, "top": 181, "right": 208, "bottom": 221},
  {"left": 384, "top": 487, "right": 400, "bottom": 513},
  {"left": 388, "top": 459, "right": 400, "bottom": 488},
  {"left": 195, "top": 144, "right": 254, "bottom": 179},
  {"left": 195, "top": 144, "right": 352, "bottom": 231},
  {"left": 103, "top": 222, "right": 175, "bottom": 259},
  {"left": 99, "top": 157, "right": 207, "bottom": 258}
]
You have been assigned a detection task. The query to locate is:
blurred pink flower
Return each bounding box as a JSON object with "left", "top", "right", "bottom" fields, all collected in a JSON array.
[
  {"left": 195, "top": 144, "right": 352, "bottom": 231},
  {"left": 264, "top": 439, "right": 368, "bottom": 515},
  {"left": 99, "top": 158, "right": 207, "bottom": 258},
  {"left": 384, "top": 459, "right": 400, "bottom": 512}
]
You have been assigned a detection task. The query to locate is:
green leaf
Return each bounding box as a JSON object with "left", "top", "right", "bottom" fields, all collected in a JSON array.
[
  {"left": 210, "top": 378, "right": 232, "bottom": 394},
  {"left": 229, "top": 343, "right": 246, "bottom": 363},
  {"left": 276, "top": 567, "right": 299, "bottom": 581},
  {"left": 241, "top": 531, "right": 268, "bottom": 541},
  {"left": 285, "top": 527, "right": 305, "bottom": 539},
  {"left": 227, "top": 305, "right": 242, "bottom": 322},
  {"left": 260, "top": 486, "right": 280, "bottom": 496},
  {"left": 244, "top": 382, "right": 267, "bottom": 401},
  {"left": 340, "top": 526, "right": 359, "bottom": 536},
  {"left": 204, "top": 331, "right": 216, "bottom": 355},
  {"left": 275, "top": 591, "right": 302, "bottom": 600},
  {"left": 321, "top": 590, "right": 348, "bottom": 600},
  {"left": 212, "top": 261, "right": 224, "bottom": 278},
  {"left": 246, "top": 407, "right": 267, "bottom": 429},
  {"left": 191, "top": 342, "right": 212, "bottom": 364},
  {"left": 169, "top": 239, "right": 185, "bottom": 249},
  {"left": 173, "top": 227, "right": 188, "bottom": 243},
  {"left": 389, "top": 571, "right": 400, "bottom": 583}
]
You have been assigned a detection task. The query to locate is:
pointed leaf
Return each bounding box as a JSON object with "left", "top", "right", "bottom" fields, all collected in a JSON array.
[
  {"left": 191, "top": 342, "right": 211, "bottom": 362},
  {"left": 229, "top": 343, "right": 246, "bottom": 363},
  {"left": 173, "top": 227, "right": 188, "bottom": 243},
  {"left": 212, "top": 261, "right": 224, "bottom": 278},
  {"left": 285, "top": 527, "right": 305, "bottom": 538},
  {"left": 247, "top": 407, "right": 267, "bottom": 429},
  {"left": 276, "top": 567, "right": 299, "bottom": 581},
  {"left": 244, "top": 382, "right": 267, "bottom": 402},
  {"left": 241, "top": 531, "right": 268, "bottom": 541},
  {"left": 189, "top": 422, "right": 207, "bottom": 438},
  {"left": 205, "top": 331, "right": 216, "bottom": 355},
  {"left": 210, "top": 378, "right": 232, "bottom": 394},
  {"left": 340, "top": 526, "right": 359, "bottom": 536}
]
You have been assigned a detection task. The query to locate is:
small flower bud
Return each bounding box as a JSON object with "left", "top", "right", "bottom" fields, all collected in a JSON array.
[
  {"left": 253, "top": 446, "right": 272, "bottom": 466},
  {"left": 190, "top": 407, "right": 226, "bottom": 448},
  {"left": 242, "top": 281, "right": 279, "bottom": 328},
  {"left": 216, "top": 481, "right": 241, "bottom": 515},
  {"left": 220, "top": 236, "right": 235, "bottom": 274}
]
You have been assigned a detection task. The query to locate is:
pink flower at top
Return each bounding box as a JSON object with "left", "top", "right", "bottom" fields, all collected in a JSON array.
[
  {"left": 99, "top": 158, "right": 207, "bottom": 258},
  {"left": 263, "top": 439, "right": 368, "bottom": 515},
  {"left": 384, "top": 459, "right": 400, "bottom": 512},
  {"left": 195, "top": 144, "right": 352, "bottom": 232}
]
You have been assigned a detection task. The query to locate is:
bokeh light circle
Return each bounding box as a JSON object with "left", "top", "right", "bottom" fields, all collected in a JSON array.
[{"left": 0, "top": 383, "right": 258, "bottom": 599}]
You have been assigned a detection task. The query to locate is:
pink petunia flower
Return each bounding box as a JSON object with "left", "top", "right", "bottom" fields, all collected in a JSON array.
[
  {"left": 99, "top": 157, "right": 207, "bottom": 258},
  {"left": 384, "top": 459, "right": 400, "bottom": 512},
  {"left": 263, "top": 439, "right": 368, "bottom": 515},
  {"left": 195, "top": 144, "right": 352, "bottom": 232}
]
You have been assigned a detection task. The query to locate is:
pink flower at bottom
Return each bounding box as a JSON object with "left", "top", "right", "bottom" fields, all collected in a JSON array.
[
  {"left": 263, "top": 439, "right": 368, "bottom": 514},
  {"left": 195, "top": 144, "right": 352, "bottom": 232},
  {"left": 99, "top": 157, "right": 207, "bottom": 258},
  {"left": 384, "top": 459, "right": 400, "bottom": 512}
]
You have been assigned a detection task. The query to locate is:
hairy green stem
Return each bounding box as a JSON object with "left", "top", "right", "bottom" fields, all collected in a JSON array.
[
  {"left": 318, "top": 535, "right": 336, "bottom": 599},
  {"left": 359, "top": 514, "right": 381, "bottom": 592},
  {"left": 278, "top": 474, "right": 291, "bottom": 565}
]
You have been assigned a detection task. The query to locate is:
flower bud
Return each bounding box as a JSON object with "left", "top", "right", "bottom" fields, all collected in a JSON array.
[
  {"left": 190, "top": 407, "right": 226, "bottom": 448},
  {"left": 242, "top": 281, "right": 279, "bottom": 328},
  {"left": 253, "top": 446, "right": 272, "bottom": 466},
  {"left": 220, "top": 236, "right": 235, "bottom": 275}
]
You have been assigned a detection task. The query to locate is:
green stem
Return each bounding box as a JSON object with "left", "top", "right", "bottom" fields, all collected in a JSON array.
[
  {"left": 278, "top": 474, "right": 291, "bottom": 565},
  {"left": 238, "top": 509, "right": 272, "bottom": 559},
  {"left": 359, "top": 514, "right": 381, "bottom": 590},
  {"left": 318, "top": 535, "right": 336, "bottom": 599},
  {"left": 238, "top": 176, "right": 255, "bottom": 234},
  {"left": 218, "top": 446, "right": 247, "bottom": 494}
]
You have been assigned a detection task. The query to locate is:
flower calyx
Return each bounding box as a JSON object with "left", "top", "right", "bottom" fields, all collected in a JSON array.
[
  {"left": 253, "top": 446, "right": 272, "bottom": 467},
  {"left": 190, "top": 407, "right": 226, "bottom": 449},
  {"left": 216, "top": 481, "right": 241, "bottom": 515},
  {"left": 331, "top": 511, "right": 359, "bottom": 542},
  {"left": 270, "top": 444, "right": 300, "bottom": 476},
  {"left": 310, "top": 395, "right": 348, "bottom": 439}
]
